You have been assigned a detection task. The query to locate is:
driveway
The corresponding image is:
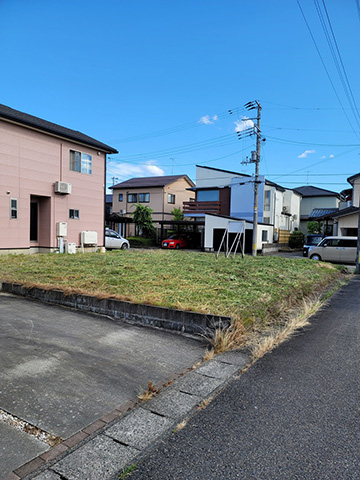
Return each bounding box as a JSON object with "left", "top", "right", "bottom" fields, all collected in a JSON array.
[{"left": 0, "top": 293, "right": 205, "bottom": 478}]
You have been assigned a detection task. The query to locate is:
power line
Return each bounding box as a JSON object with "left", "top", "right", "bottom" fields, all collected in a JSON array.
[
  {"left": 296, "top": 0, "right": 360, "bottom": 140},
  {"left": 263, "top": 135, "right": 360, "bottom": 147},
  {"left": 106, "top": 106, "right": 246, "bottom": 144},
  {"left": 315, "top": 0, "right": 360, "bottom": 129}
]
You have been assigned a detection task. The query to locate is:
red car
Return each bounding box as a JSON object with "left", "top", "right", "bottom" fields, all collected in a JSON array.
[{"left": 162, "top": 234, "right": 189, "bottom": 249}]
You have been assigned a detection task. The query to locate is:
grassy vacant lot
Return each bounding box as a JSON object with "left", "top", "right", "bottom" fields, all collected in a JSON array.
[{"left": 0, "top": 250, "right": 347, "bottom": 331}]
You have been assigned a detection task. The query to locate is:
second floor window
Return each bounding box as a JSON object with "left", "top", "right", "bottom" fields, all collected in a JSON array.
[
  {"left": 139, "top": 193, "right": 150, "bottom": 203},
  {"left": 127, "top": 193, "right": 137, "bottom": 203},
  {"left": 197, "top": 190, "right": 219, "bottom": 202},
  {"left": 69, "top": 150, "right": 92, "bottom": 174},
  {"left": 168, "top": 193, "right": 175, "bottom": 204},
  {"left": 118, "top": 194, "right": 123, "bottom": 202}
]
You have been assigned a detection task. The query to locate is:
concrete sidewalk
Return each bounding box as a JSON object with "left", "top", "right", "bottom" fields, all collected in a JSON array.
[{"left": 17, "top": 351, "right": 250, "bottom": 480}]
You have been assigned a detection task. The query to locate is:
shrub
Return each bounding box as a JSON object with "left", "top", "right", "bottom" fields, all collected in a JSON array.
[
  {"left": 127, "top": 236, "right": 156, "bottom": 247},
  {"left": 289, "top": 231, "right": 305, "bottom": 249}
]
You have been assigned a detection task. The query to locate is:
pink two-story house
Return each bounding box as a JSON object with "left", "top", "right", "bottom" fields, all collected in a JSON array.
[{"left": 0, "top": 104, "right": 118, "bottom": 253}]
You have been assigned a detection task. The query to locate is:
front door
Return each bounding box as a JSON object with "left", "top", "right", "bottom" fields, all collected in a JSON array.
[{"left": 30, "top": 201, "right": 38, "bottom": 242}]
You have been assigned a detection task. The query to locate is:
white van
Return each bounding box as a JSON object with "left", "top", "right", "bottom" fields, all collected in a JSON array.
[{"left": 308, "top": 236, "right": 357, "bottom": 264}]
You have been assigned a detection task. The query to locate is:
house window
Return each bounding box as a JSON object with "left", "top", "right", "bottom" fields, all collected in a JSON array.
[
  {"left": 118, "top": 194, "right": 123, "bottom": 202},
  {"left": 127, "top": 193, "right": 137, "bottom": 203},
  {"left": 10, "top": 198, "right": 18, "bottom": 219},
  {"left": 264, "top": 190, "right": 271, "bottom": 211},
  {"left": 263, "top": 217, "right": 270, "bottom": 224},
  {"left": 262, "top": 230, "right": 268, "bottom": 242},
  {"left": 69, "top": 209, "right": 80, "bottom": 219},
  {"left": 139, "top": 193, "right": 150, "bottom": 203},
  {"left": 197, "top": 190, "right": 219, "bottom": 202},
  {"left": 168, "top": 193, "right": 175, "bottom": 204},
  {"left": 69, "top": 150, "right": 92, "bottom": 174}
]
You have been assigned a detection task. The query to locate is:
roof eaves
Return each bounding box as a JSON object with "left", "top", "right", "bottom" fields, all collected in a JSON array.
[{"left": 0, "top": 104, "right": 118, "bottom": 154}]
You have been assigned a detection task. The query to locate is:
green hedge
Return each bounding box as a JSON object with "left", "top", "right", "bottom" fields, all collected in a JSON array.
[
  {"left": 127, "top": 236, "right": 157, "bottom": 247},
  {"left": 289, "top": 231, "right": 305, "bottom": 249}
]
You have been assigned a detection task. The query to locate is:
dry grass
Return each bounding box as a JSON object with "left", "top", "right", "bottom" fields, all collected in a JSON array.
[
  {"left": 250, "top": 296, "right": 323, "bottom": 360},
  {"left": 197, "top": 397, "right": 214, "bottom": 411},
  {"left": 173, "top": 419, "right": 189, "bottom": 433},
  {"left": 138, "top": 381, "right": 159, "bottom": 402},
  {"left": 208, "top": 322, "right": 247, "bottom": 355}
]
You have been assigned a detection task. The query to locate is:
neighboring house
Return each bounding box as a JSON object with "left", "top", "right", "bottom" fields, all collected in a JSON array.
[
  {"left": 293, "top": 186, "right": 341, "bottom": 235},
  {"left": 111, "top": 175, "right": 195, "bottom": 236},
  {"left": 314, "top": 173, "right": 360, "bottom": 236},
  {"left": 184, "top": 165, "right": 301, "bottom": 252},
  {"left": 0, "top": 104, "right": 117, "bottom": 253}
]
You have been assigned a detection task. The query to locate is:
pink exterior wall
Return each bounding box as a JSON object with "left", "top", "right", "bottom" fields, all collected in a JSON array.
[{"left": 0, "top": 119, "right": 106, "bottom": 251}]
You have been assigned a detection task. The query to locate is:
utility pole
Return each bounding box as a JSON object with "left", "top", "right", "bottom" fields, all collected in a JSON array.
[{"left": 245, "top": 100, "right": 262, "bottom": 256}]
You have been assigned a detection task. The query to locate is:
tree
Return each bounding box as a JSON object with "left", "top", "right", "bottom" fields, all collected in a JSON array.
[
  {"left": 171, "top": 207, "right": 184, "bottom": 221},
  {"left": 132, "top": 204, "right": 155, "bottom": 238},
  {"left": 307, "top": 221, "right": 323, "bottom": 234}
]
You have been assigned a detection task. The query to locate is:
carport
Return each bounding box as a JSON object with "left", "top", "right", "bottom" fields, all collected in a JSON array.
[{"left": 158, "top": 220, "right": 205, "bottom": 249}]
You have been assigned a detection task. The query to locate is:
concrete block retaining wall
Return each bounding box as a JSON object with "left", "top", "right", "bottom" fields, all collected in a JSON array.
[{"left": 0, "top": 282, "right": 232, "bottom": 337}]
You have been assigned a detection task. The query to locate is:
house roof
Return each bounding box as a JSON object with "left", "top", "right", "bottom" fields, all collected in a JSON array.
[
  {"left": 347, "top": 172, "right": 360, "bottom": 185},
  {"left": 264, "top": 179, "right": 285, "bottom": 192},
  {"left": 196, "top": 165, "right": 251, "bottom": 178},
  {"left": 293, "top": 185, "right": 340, "bottom": 198},
  {"left": 111, "top": 174, "right": 195, "bottom": 189},
  {"left": 325, "top": 205, "right": 359, "bottom": 219},
  {"left": 0, "top": 103, "right": 118, "bottom": 154},
  {"left": 196, "top": 165, "right": 292, "bottom": 192},
  {"left": 308, "top": 208, "right": 339, "bottom": 219}
]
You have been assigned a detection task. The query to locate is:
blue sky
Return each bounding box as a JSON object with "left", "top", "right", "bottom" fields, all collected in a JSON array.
[{"left": 1, "top": 0, "right": 360, "bottom": 193}]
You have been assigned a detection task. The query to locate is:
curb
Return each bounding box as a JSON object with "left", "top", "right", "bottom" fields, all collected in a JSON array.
[
  {"left": 0, "top": 282, "right": 232, "bottom": 337},
  {"left": 10, "top": 351, "right": 251, "bottom": 480}
]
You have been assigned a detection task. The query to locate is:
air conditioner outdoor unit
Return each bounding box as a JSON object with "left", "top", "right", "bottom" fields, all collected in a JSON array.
[
  {"left": 54, "top": 181, "right": 72, "bottom": 194},
  {"left": 81, "top": 231, "right": 98, "bottom": 245}
]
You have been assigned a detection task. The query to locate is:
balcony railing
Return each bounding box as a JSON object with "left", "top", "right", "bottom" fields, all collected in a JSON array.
[{"left": 183, "top": 200, "right": 221, "bottom": 215}]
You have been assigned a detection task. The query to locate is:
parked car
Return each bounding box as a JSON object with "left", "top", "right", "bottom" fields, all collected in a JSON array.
[
  {"left": 308, "top": 236, "right": 357, "bottom": 264},
  {"left": 105, "top": 228, "right": 130, "bottom": 250},
  {"left": 162, "top": 234, "right": 190, "bottom": 249},
  {"left": 303, "top": 234, "right": 324, "bottom": 257}
]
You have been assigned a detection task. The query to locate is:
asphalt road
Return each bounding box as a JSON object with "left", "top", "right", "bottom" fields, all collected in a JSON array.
[
  {"left": 130, "top": 277, "right": 360, "bottom": 480},
  {"left": 0, "top": 293, "right": 205, "bottom": 478}
]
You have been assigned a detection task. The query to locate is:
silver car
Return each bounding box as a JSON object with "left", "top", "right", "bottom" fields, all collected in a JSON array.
[
  {"left": 308, "top": 236, "right": 357, "bottom": 264},
  {"left": 105, "top": 228, "right": 130, "bottom": 250}
]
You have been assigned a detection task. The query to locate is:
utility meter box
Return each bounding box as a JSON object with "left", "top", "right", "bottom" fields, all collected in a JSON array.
[
  {"left": 56, "top": 222, "right": 67, "bottom": 237},
  {"left": 81, "top": 231, "right": 98, "bottom": 245}
]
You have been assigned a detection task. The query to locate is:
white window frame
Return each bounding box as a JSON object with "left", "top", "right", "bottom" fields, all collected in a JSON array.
[{"left": 69, "top": 150, "right": 92, "bottom": 174}]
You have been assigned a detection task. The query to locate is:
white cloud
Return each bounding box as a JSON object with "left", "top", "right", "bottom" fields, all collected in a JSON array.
[
  {"left": 321, "top": 155, "right": 326, "bottom": 159},
  {"left": 298, "top": 149, "right": 315, "bottom": 158},
  {"left": 329, "top": 154, "right": 335, "bottom": 158},
  {"left": 198, "top": 114, "right": 219, "bottom": 125},
  {"left": 234, "top": 117, "right": 254, "bottom": 133},
  {"left": 107, "top": 160, "right": 165, "bottom": 190},
  {"left": 321, "top": 154, "right": 334, "bottom": 159}
]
